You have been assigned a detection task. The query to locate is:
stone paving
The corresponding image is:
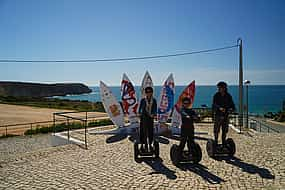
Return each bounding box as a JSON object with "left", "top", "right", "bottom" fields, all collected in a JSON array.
[{"left": 0, "top": 124, "right": 284, "bottom": 190}]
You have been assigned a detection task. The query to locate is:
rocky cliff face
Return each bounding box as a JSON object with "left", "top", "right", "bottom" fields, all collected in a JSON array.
[{"left": 0, "top": 82, "right": 92, "bottom": 97}]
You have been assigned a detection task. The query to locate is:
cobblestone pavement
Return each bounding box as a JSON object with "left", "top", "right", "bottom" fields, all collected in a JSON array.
[
  {"left": 0, "top": 124, "right": 284, "bottom": 190},
  {"left": 0, "top": 134, "right": 68, "bottom": 157}
]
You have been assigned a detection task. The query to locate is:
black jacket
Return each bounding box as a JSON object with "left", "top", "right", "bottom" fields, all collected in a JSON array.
[
  {"left": 180, "top": 107, "right": 197, "bottom": 128},
  {"left": 212, "top": 92, "right": 235, "bottom": 116},
  {"left": 138, "top": 98, "right": 157, "bottom": 118}
]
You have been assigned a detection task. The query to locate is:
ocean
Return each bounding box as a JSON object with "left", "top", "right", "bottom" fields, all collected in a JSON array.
[{"left": 54, "top": 85, "right": 285, "bottom": 114}]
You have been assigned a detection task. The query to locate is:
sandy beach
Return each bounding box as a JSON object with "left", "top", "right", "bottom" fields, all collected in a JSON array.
[
  {"left": 0, "top": 104, "right": 108, "bottom": 135},
  {"left": 0, "top": 104, "right": 73, "bottom": 125}
]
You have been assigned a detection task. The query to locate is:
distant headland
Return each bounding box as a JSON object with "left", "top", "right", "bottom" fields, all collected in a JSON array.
[{"left": 0, "top": 81, "right": 92, "bottom": 97}]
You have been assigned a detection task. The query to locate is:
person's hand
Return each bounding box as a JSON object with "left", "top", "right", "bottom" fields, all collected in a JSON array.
[
  {"left": 219, "top": 107, "right": 226, "bottom": 112},
  {"left": 193, "top": 115, "right": 199, "bottom": 121},
  {"left": 151, "top": 114, "right": 157, "bottom": 120},
  {"left": 186, "top": 115, "right": 190, "bottom": 118}
]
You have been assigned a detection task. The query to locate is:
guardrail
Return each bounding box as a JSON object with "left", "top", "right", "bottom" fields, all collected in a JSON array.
[
  {"left": 0, "top": 111, "right": 108, "bottom": 137},
  {"left": 0, "top": 119, "right": 65, "bottom": 136},
  {"left": 1, "top": 108, "right": 280, "bottom": 140},
  {"left": 228, "top": 113, "right": 280, "bottom": 133},
  {"left": 248, "top": 118, "right": 280, "bottom": 133},
  {"left": 53, "top": 111, "right": 88, "bottom": 149}
]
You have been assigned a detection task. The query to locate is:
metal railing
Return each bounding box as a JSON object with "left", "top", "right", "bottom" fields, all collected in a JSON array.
[
  {"left": 0, "top": 111, "right": 108, "bottom": 137},
  {"left": 53, "top": 111, "right": 88, "bottom": 149},
  {"left": 53, "top": 111, "right": 109, "bottom": 149},
  {"left": 0, "top": 119, "right": 65, "bottom": 136},
  {"left": 248, "top": 117, "right": 280, "bottom": 133}
]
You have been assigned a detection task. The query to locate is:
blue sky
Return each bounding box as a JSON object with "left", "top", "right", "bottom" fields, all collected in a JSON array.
[{"left": 0, "top": 0, "right": 284, "bottom": 86}]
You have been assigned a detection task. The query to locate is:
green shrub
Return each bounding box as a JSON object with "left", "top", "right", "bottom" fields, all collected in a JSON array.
[
  {"left": 88, "top": 119, "right": 113, "bottom": 127},
  {"left": 0, "top": 96, "right": 105, "bottom": 112},
  {"left": 24, "top": 119, "right": 113, "bottom": 136},
  {"left": 0, "top": 134, "right": 19, "bottom": 139},
  {"left": 275, "top": 111, "right": 285, "bottom": 122}
]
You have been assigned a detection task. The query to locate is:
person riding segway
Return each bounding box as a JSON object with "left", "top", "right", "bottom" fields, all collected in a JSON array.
[
  {"left": 207, "top": 81, "right": 236, "bottom": 158},
  {"left": 134, "top": 87, "right": 159, "bottom": 162},
  {"left": 170, "top": 97, "right": 202, "bottom": 165}
]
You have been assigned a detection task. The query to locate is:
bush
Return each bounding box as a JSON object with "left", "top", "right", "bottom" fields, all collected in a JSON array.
[
  {"left": 264, "top": 112, "right": 276, "bottom": 119},
  {"left": 24, "top": 119, "right": 113, "bottom": 135},
  {"left": 88, "top": 119, "right": 113, "bottom": 127},
  {"left": 0, "top": 96, "right": 106, "bottom": 112},
  {"left": 0, "top": 134, "right": 19, "bottom": 139},
  {"left": 275, "top": 111, "right": 285, "bottom": 122}
]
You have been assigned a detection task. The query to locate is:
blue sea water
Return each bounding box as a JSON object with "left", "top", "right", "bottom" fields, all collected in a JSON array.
[{"left": 54, "top": 85, "right": 285, "bottom": 114}]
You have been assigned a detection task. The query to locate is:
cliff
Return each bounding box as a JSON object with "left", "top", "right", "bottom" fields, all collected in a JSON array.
[{"left": 0, "top": 81, "right": 92, "bottom": 97}]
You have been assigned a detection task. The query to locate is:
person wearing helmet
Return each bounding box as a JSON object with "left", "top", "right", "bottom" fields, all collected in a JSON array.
[
  {"left": 212, "top": 81, "right": 235, "bottom": 145},
  {"left": 138, "top": 87, "right": 157, "bottom": 152},
  {"left": 179, "top": 97, "right": 198, "bottom": 156}
]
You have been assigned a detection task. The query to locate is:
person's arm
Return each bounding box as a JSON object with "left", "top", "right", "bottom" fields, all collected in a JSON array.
[
  {"left": 138, "top": 99, "right": 144, "bottom": 115},
  {"left": 151, "top": 98, "right": 157, "bottom": 118},
  {"left": 180, "top": 108, "right": 190, "bottom": 118},
  {"left": 191, "top": 109, "right": 199, "bottom": 120},
  {"left": 228, "top": 94, "right": 236, "bottom": 112},
  {"left": 212, "top": 94, "right": 220, "bottom": 112}
]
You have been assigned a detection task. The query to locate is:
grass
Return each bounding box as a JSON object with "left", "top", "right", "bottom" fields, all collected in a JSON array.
[
  {"left": 0, "top": 95, "right": 105, "bottom": 112},
  {"left": 0, "top": 134, "right": 19, "bottom": 139},
  {"left": 24, "top": 119, "right": 113, "bottom": 135}
]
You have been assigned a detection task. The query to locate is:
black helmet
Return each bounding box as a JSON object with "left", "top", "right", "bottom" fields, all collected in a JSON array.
[
  {"left": 145, "top": 86, "right": 153, "bottom": 93},
  {"left": 182, "top": 97, "right": 191, "bottom": 104},
  {"left": 217, "top": 81, "right": 227, "bottom": 88}
]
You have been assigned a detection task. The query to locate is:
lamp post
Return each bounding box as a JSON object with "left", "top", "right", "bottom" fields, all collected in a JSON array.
[
  {"left": 237, "top": 38, "right": 244, "bottom": 131},
  {"left": 244, "top": 80, "right": 251, "bottom": 128}
]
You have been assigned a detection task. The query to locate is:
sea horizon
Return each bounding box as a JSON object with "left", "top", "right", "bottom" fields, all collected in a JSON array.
[{"left": 54, "top": 85, "right": 285, "bottom": 115}]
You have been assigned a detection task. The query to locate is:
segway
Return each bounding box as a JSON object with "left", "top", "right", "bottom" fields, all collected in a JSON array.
[
  {"left": 134, "top": 139, "right": 160, "bottom": 163},
  {"left": 170, "top": 142, "right": 202, "bottom": 166},
  {"left": 207, "top": 108, "right": 236, "bottom": 158},
  {"left": 206, "top": 138, "right": 236, "bottom": 158}
]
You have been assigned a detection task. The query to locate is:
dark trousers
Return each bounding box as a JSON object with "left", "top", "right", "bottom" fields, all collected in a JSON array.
[
  {"left": 179, "top": 125, "right": 195, "bottom": 152},
  {"left": 140, "top": 116, "right": 154, "bottom": 147},
  {"left": 214, "top": 116, "right": 229, "bottom": 145}
]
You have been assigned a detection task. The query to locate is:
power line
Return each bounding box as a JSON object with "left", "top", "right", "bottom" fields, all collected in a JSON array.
[{"left": 0, "top": 44, "right": 239, "bottom": 63}]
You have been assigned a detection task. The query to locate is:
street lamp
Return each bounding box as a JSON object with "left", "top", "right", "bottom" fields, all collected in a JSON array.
[
  {"left": 237, "top": 38, "right": 244, "bottom": 131},
  {"left": 244, "top": 80, "right": 251, "bottom": 128}
]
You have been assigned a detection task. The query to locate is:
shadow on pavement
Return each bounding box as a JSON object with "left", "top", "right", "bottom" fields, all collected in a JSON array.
[
  {"left": 156, "top": 136, "right": 170, "bottom": 144},
  {"left": 128, "top": 135, "right": 170, "bottom": 144},
  {"left": 176, "top": 163, "right": 225, "bottom": 184},
  {"left": 106, "top": 134, "right": 128, "bottom": 143},
  {"left": 223, "top": 156, "right": 275, "bottom": 179},
  {"left": 168, "top": 135, "right": 209, "bottom": 142},
  {"left": 143, "top": 158, "right": 177, "bottom": 180}
]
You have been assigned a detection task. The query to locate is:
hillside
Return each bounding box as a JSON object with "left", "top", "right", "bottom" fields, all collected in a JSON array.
[{"left": 0, "top": 81, "right": 91, "bottom": 97}]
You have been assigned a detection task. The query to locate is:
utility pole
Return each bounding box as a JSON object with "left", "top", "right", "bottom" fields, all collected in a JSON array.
[
  {"left": 238, "top": 38, "right": 243, "bottom": 132},
  {"left": 244, "top": 80, "right": 251, "bottom": 128}
]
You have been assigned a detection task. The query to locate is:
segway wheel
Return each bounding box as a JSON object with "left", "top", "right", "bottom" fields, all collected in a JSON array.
[
  {"left": 134, "top": 142, "right": 141, "bottom": 163},
  {"left": 206, "top": 139, "right": 216, "bottom": 158},
  {"left": 154, "top": 140, "right": 160, "bottom": 158},
  {"left": 192, "top": 142, "right": 202, "bottom": 163},
  {"left": 170, "top": 144, "right": 180, "bottom": 166},
  {"left": 226, "top": 138, "right": 236, "bottom": 157}
]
